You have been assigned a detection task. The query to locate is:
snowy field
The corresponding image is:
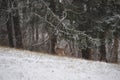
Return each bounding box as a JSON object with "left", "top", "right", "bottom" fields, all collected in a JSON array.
[{"left": 0, "top": 47, "right": 120, "bottom": 80}]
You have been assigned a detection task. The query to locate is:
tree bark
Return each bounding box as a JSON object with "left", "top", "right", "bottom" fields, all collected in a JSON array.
[
  {"left": 13, "top": 14, "right": 23, "bottom": 48},
  {"left": 12, "top": 1, "right": 23, "bottom": 48},
  {"left": 110, "top": 32, "right": 119, "bottom": 63},
  {"left": 82, "top": 48, "right": 92, "bottom": 59},
  {"left": 6, "top": 0, "right": 16, "bottom": 47},
  {"left": 48, "top": 0, "right": 57, "bottom": 54},
  {"left": 6, "top": 13, "right": 14, "bottom": 47},
  {"left": 99, "top": 32, "right": 107, "bottom": 62},
  {"left": 50, "top": 34, "right": 57, "bottom": 54}
]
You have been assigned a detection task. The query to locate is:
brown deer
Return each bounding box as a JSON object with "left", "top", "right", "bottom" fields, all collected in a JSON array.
[{"left": 54, "top": 44, "right": 68, "bottom": 56}]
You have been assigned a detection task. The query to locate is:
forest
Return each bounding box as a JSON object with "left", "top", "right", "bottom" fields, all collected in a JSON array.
[{"left": 0, "top": 0, "right": 120, "bottom": 63}]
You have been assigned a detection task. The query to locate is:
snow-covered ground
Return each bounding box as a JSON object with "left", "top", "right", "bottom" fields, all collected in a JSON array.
[{"left": 0, "top": 47, "right": 120, "bottom": 80}]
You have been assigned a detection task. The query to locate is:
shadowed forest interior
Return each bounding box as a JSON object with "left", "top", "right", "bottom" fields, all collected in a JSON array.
[{"left": 0, "top": 0, "right": 120, "bottom": 63}]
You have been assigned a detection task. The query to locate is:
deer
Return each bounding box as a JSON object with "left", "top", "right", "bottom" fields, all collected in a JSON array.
[{"left": 54, "top": 44, "right": 68, "bottom": 56}]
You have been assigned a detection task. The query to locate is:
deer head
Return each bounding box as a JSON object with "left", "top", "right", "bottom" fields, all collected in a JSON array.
[{"left": 54, "top": 44, "right": 68, "bottom": 56}]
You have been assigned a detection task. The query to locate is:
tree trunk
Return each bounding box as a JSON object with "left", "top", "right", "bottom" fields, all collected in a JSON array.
[
  {"left": 86, "top": 48, "right": 92, "bottom": 59},
  {"left": 12, "top": 1, "right": 23, "bottom": 48},
  {"left": 82, "top": 48, "right": 92, "bottom": 59},
  {"left": 99, "top": 32, "right": 107, "bottom": 62},
  {"left": 50, "top": 35, "right": 57, "bottom": 54},
  {"left": 6, "top": 13, "right": 14, "bottom": 47},
  {"left": 110, "top": 32, "right": 119, "bottom": 63},
  {"left": 82, "top": 49, "right": 88, "bottom": 59},
  {"left": 6, "top": 0, "right": 16, "bottom": 47},
  {"left": 48, "top": 0, "right": 57, "bottom": 54}
]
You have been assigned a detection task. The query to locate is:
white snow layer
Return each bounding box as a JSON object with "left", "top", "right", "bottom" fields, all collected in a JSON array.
[{"left": 0, "top": 47, "right": 120, "bottom": 80}]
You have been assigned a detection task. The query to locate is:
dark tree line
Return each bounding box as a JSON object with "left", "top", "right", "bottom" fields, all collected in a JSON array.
[{"left": 0, "top": 0, "right": 120, "bottom": 63}]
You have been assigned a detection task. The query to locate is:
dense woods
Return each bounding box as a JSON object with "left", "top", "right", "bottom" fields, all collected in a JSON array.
[{"left": 0, "top": 0, "right": 120, "bottom": 63}]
